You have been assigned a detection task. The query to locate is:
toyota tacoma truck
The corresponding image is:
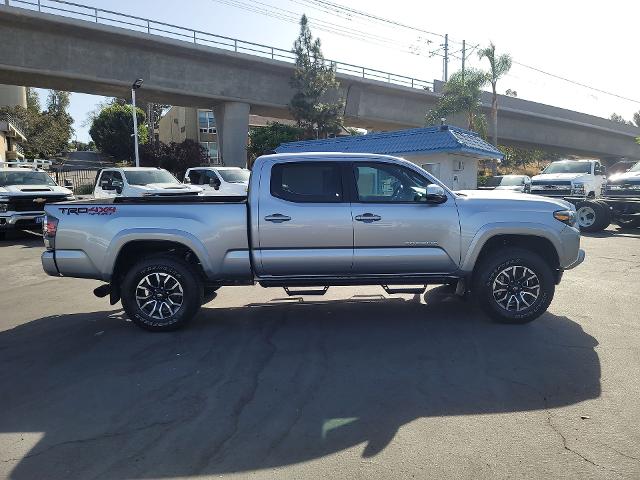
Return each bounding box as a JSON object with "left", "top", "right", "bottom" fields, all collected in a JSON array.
[{"left": 41, "top": 153, "right": 585, "bottom": 331}]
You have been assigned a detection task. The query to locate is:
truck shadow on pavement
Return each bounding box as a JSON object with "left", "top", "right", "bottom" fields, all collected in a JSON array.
[{"left": 0, "top": 289, "right": 600, "bottom": 479}]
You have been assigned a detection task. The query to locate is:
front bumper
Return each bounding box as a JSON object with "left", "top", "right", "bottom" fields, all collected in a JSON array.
[
  {"left": 564, "top": 249, "right": 586, "bottom": 270},
  {"left": 0, "top": 212, "right": 45, "bottom": 230}
]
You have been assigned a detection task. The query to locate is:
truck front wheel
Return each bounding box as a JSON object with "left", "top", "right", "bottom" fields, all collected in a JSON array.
[
  {"left": 576, "top": 200, "right": 611, "bottom": 232},
  {"left": 473, "top": 248, "right": 555, "bottom": 324},
  {"left": 121, "top": 255, "right": 203, "bottom": 331}
]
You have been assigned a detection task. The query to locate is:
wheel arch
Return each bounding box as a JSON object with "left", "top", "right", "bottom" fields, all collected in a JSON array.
[
  {"left": 462, "top": 225, "right": 562, "bottom": 274},
  {"left": 104, "top": 230, "right": 212, "bottom": 283}
]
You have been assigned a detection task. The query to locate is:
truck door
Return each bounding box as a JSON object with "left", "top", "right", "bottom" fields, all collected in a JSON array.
[
  {"left": 94, "top": 171, "right": 116, "bottom": 199},
  {"left": 350, "top": 161, "right": 460, "bottom": 275},
  {"left": 255, "top": 161, "right": 353, "bottom": 276}
]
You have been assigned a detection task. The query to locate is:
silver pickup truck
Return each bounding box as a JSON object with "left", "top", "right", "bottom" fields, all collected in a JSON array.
[{"left": 41, "top": 153, "right": 585, "bottom": 331}]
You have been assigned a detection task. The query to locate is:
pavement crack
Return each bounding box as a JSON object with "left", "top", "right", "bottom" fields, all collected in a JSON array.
[
  {"left": 0, "top": 419, "right": 176, "bottom": 464},
  {"left": 194, "top": 320, "right": 280, "bottom": 471}
]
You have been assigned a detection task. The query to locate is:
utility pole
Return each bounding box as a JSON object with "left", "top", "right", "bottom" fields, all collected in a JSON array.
[
  {"left": 131, "top": 78, "right": 143, "bottom": 167},
  {"left": 443, "top": 34, "right": 449, "bottom": 82},
  {"left": 461, "top": 39, "right": 466, "bottom": 82}
]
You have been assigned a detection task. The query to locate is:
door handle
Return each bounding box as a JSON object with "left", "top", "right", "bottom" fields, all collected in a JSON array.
[
  {"left": 355, "top": 213, "right": 382, "bottom": 222},
  {"left": 264, "top": 213, "right": 291, "bottom": 223}
]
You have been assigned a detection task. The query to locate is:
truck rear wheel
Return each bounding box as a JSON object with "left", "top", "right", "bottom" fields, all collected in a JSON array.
[
  {"left": 473, "top": 247, "right": 555, "bottom": 324},
  {"left": 576, "top": 200, "right": 611, "bottom": 232},
  {"left": 121, "top": 255, "right": 203, "bottom": 331}
]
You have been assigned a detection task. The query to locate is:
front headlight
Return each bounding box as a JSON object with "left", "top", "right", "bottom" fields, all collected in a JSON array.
[
  {"left": 554, "top": 209, "right": 576, "bottom": 227},
  {"left": 571, "top": 183, "right": 585, "bottom": 195},
  {"left": 0, "top": 202, "right": 7, "bottom": 213}
]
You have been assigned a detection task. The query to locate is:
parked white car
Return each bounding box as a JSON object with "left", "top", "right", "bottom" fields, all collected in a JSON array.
[
  {"left": 184, "top": 167, "right": 250, "bottom": 196},
  {"left": 94, "top": 167, "right": 202, "bottom": 199},
  {"left": 530, "top": 159, "right": 606, "bottom": 199}
]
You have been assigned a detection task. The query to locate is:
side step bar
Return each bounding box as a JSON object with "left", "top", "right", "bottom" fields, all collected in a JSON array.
[
  {"left": 381, "top": 285, "right": 427, "bottom": 295},
  {"left": 283, "top": 286, "right": 330, "bottom": 296}
]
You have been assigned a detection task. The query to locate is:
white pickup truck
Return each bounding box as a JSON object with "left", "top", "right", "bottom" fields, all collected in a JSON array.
[
  {"left": 530, "top": 159, "right": 606, "bottom": 199},
  {"left": 184, "top": 166, "right": 250, "bottom": 196},
  {"left": 1, "top": 161, "right": 74, "bottom": 240},
  {"left": 94, "top": 167, "right": 202, "bottom": 199}
]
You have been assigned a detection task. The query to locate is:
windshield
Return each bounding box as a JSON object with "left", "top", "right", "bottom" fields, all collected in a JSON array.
[
  {"left": 123, "top": 170, "right": 180, "bottom": 185},
  {"left": 628, "top": 162, "right": 640, "bottom": 173},
  {"left": 542, "top": 162, "right": 592, "bottom": 174},
  {"left": 217, "top": 169, "right": 250, "bottom": 183},
  {"left": 486, "top": 176, "right": 523, "bottom": 187},
  {"left": 0, "top": 171, "right": 57, "bottom": 187}
]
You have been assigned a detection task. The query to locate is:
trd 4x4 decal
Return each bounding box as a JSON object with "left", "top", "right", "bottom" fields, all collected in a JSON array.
[{"left": 58, "top": 206, "right": 117, "bottom": 215}]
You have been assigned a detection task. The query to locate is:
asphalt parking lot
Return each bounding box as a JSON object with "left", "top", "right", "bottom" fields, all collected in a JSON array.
[{"left": 0, "top": 228, "right": 639, "bottom": 480}]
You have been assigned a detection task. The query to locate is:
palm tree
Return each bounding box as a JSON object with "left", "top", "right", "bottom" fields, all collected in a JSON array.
[
  {"left": 426, "top": 68, "right": 488, "bottom": 136},
  {"left": 478, "top": 43, "right": 512, "bottom": 174}
]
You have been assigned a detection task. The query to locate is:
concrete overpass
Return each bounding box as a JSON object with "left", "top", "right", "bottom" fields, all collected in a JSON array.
[{"left": 0, "top": 3, "right": 638, "bottom": 166}]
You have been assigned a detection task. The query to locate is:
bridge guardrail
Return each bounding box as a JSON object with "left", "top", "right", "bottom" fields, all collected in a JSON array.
[{"left": 6, "top": 0, "right": 433, "bottom": 91}]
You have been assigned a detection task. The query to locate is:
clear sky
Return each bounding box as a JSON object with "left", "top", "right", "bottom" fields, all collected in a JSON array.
[{"left": 34, "top": 0, "right": 639, "bottom": 142}]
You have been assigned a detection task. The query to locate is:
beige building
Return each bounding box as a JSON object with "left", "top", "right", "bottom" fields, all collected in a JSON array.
[
  {"left": 0, "top": 85, "right": 27, "bottom": 162},
  {"left": 158, "top": 106, "right": 291, "bottom": 165}
]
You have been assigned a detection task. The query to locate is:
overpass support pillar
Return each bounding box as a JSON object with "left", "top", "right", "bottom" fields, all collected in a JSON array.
[{"left": 213, "top": 102, "right": 250, "bottom": 167}]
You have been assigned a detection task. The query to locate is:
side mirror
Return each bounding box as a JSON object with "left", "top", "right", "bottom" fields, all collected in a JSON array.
[
  {"left": 425, "top": 184, "right": 447, "bottom": 204},
  {"left": 100, "top": 181, "right": 113, "bottom": 191},
  {"left": 112, "top": 180, "right": 123, "bottom": 194},
  {"left": 63, "top": 179, "right": 73, "bottom": 188},
  {"left": 184, "top": 176, "right": 191, "bottom": 184},
  {"left": 210, "top": 178, "right": 221, "bottom": 190}
]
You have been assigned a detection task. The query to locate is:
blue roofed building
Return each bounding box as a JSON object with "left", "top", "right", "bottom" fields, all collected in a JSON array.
[{"left": 275, "top": 125, "right": 504, "bottom": 190}]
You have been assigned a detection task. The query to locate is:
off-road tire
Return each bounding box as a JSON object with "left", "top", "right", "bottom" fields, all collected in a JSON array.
[
  {"left": 121, "top": 254, "right": 203, "bottom": 332},
  {"left": 473, "top": 247, "right": 555, "bottom": 324},
  {"left": 576, "top": 200, "right": 611, "bottom": 232}
]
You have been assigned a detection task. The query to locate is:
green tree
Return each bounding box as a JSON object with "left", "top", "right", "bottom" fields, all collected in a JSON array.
[
  {"left": 610, "top": 113, "right": 633, "bottom": 125},
  {"left": 26, "top": 87, "right": 40, "bottom": 113},
  {"left": 247, "top": 122, "right": 303, "bottom": 166},
  {"left": 478, "top": 43, "right": 512, "bottom": 175},
  {"left": 89, "top": 103, "right": 148, "bottom": 160},
  {"left": 0, "top": 88, "right": 74, "bottom": 158},
  {"left": 289, "top": 15, "right": 344, "bottom": 139},
  {"left": 426, "top": 68, "right": 488, "bottom": 135},
  {"left": 633, "top": 111, "right": 640, "bottom": 128},
  {"left": 139, "top": 139, "right": 206, "bottom": 178}
]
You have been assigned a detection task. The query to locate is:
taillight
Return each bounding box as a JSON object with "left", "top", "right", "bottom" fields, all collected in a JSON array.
[{"left": 43, "top": 215, "right": 58, "bottom": 238}]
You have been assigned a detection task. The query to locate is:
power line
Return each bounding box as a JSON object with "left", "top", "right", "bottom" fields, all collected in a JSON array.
[
  {"left": 210, "top": 0, "right": 430, "bottom": 55},
  {"left": 512, "top": 61, "right": 640, "bottom": 105}
]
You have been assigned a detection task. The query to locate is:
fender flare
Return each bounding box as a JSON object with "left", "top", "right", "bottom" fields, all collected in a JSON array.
[
  {"left": 102, "top": 228, "right": 213, "bottom": 282},
  {"left": 460, "top": 222, "right": 563, "bottom": 273}
]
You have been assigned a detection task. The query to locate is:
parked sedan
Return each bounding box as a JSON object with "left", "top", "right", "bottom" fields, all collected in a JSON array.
[{"left": 479, "top": 175, "right": 531, "bottom": 193}]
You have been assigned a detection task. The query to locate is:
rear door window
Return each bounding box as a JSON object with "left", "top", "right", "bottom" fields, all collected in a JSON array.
[{"left": 270, "top": 162, "right": 343, "bottom": 203}]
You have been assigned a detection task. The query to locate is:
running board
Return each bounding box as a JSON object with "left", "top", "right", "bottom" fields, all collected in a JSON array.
[
  {"left": 283, "top": 286, "right": 329, "bottom": 296},
  {"left": 381, "top": 285, "right": 427, "bottom": 295}
]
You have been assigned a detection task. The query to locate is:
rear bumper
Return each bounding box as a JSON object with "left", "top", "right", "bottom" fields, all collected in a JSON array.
[
  {"left": 41, "top": 251, "right": 60, "bottom": 276},
  {"left": 42, "top": 249, "right": 101, "bottom": 279}
]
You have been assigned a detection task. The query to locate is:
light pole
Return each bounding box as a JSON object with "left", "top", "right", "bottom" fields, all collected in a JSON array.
[{"left": 131, "top": 78, "right": 143, "bottom": 167}]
